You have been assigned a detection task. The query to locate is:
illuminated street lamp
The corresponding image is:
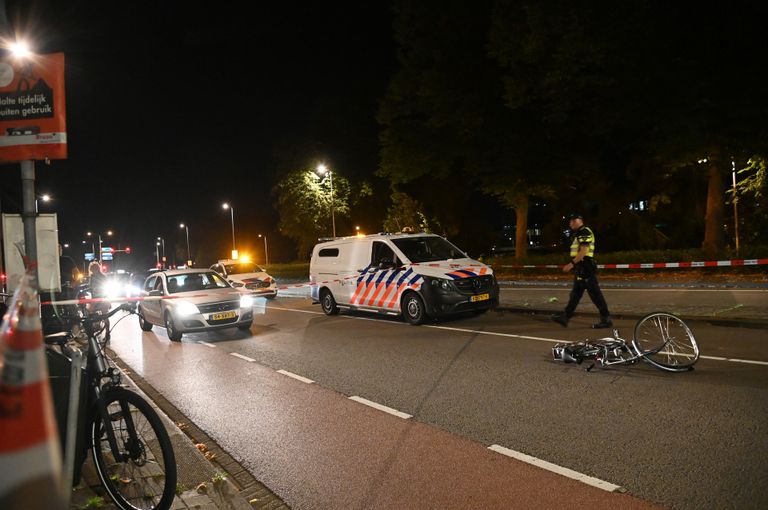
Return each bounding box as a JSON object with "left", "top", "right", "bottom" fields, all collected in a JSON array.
[
  {"left": 222, "top": 203, "right": 237, "bottom": 259},
  {"left": 157, "top": 236, "right": 165, "bottom": 268},
  {"left": 87, "top": 229, "right": 113, "bottom": 262},
  {"left": 180, "top": 223, "right": 192, "bottom": 266},
  {"left": 315, "top": 164, "right": 336, "bottom": 238},
  {"left": 258, "top": 234, "right": 268, "bottom": 267},
  {"left": 35, "top": 193, "right": 51, "bottom": 212}
]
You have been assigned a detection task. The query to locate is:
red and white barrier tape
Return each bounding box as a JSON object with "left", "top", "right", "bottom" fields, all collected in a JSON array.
[{"left": 501, "top": 258, "right": 768, "bottom": 269}]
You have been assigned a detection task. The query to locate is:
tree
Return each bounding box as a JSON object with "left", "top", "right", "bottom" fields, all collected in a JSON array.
[
  {"left": 382, "top": 190, "right": 434, "bottom": 233},
  {"left": 274, "top": 166, "right": 372, "bottom": 258},
  {"left": 378, "top": 1, "right": 562, "bottom": 259}
]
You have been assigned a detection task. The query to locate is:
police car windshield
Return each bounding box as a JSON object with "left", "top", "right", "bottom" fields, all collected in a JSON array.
[
  {"left": 166, "top": 272, "right": 229, "bottom": 294},
  {"left": 392, "top": 237, "right": 467, "bottom": 263},
  {"left": 224, "top": 263, "right": 262, "bottom": 275}
]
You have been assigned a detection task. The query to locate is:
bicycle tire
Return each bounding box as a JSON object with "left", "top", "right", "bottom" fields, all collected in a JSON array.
[
  {"left": 91, "top": 387, "right": 177, "bottom": 510},
  {"left": 632, "top": 312, "right": 699, "bottom": 372}
]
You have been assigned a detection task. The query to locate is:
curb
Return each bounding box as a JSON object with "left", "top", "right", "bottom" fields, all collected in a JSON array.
[
  {"left": 495, "top": 305, "right": 768, "bottom": 330},
  {"left": 107, "top": 351, "right": 290, "bottom": 510}
]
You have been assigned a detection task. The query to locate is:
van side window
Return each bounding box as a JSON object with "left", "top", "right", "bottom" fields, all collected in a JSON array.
[
  {"left": 318, "top": 248, "right": 339, "bottom": 257},
  {"left": 371, "top": 241, "right": 399, "bottom": 267}
]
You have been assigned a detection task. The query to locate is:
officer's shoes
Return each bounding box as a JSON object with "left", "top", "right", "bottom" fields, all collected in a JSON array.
[
  {"left": 551, "top": 313, "right": 569, "bottom": 328},
  {"left": 592, "top": 318, "right": 614, "bottom": 329}
]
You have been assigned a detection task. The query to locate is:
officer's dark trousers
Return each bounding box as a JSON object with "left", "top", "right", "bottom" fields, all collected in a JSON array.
[{"left": 564, "top": 274, "right": 610, "bottom": 319}]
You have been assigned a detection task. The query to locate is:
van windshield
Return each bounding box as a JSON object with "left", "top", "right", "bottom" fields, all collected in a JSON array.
[{"left": 392, "top": 237, "right": 467, "bottom": 263}]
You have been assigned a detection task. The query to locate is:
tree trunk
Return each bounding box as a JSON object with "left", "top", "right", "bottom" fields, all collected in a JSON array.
[
  {"left": 702, "top": 154, "right": 725, "bottom": 258},
  {"left": 514, "top": 194, "right": 529, "bottom": 260}
]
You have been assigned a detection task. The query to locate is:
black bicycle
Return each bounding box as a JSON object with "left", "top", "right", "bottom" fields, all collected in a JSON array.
[
  {"left": 552, "top": 311, "right": 700, "bottom": 372},
  {"left": 46, "top": 302, "right": 177, "bottom": 510}
]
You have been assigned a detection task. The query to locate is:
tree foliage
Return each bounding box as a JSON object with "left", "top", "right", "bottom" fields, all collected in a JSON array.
[{"left": 275, "top": 167, "right": 364, "bottom": 258}]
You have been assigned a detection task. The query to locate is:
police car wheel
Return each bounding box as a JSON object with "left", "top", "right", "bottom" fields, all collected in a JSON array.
[
  {"left": 321, "top": 289, "right": 339, "bottom": 316},
  {"left": 402, "top": 292, "right": 427, "bottom": 325}
]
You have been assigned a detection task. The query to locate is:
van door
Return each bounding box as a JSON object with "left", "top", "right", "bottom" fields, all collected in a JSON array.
[{"left": 349, "top": 241, "right": 404, "bottom": 310}]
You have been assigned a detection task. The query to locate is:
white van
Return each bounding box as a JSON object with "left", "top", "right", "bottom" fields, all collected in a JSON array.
[{"left": 309, "top": 233, "right": 499, "bottom": 325}]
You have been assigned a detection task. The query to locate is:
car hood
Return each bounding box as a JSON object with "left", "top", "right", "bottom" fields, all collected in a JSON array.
[
  {"left": 166, "top": 287, "right": 242, "bottom": 305},
  {"left": 227, "top": 272, "right": 271, "bottom": 283},
  {"left": 405, "top": 258, "right": 494, "bottom": 280}
]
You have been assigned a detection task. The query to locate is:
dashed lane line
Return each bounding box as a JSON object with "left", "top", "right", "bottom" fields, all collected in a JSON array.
[
  {"left": 277, "top": 370, "right": 315, "bottom": 384},
  {"left": 488, "top": 444, "right": 623, "bottom": 493},
  {"left": 348, "top": 396, "right": 413, "bottom": 419},
  {"left": 230, "top": 352, "right": 255, "bottom": 362},
  {"left": 266, "top": 305, "right": 768, "bottom": 367}
]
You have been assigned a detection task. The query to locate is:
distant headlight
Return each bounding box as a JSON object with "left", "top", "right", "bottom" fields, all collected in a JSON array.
[
  {"left": 176, "top": 301, "right": 199, "bottom": 316},
  {"left": 104, "top": 280, "right": 122, "bottom": 298},
  {"left": 240, "top": 295, "right": 254, "bottom": 308}
]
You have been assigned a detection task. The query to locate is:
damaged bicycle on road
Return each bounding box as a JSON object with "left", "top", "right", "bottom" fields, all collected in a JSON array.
[{"left": 552, "top": 312, "right": 700, "bottom": 372}]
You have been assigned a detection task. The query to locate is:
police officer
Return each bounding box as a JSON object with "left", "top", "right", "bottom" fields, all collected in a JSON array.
[{"left": 551, "top": 213, "right": 613, "bottom": 328}]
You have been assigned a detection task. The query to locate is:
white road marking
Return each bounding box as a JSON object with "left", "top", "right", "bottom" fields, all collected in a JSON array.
[
  {"left": 230, "top": 352, "right": 255, "bottom": 362},
  {"left": 277, "top": 370, "right": 315, "bottom": 384},
  {"left": 349, "top": 396, "right": 412, "bottom": 419},
  {"left": 501, "top": 287, "right": 767, "bottom": 293},
  {"left": 268, "top": 306, "right": 768, "bottom": 366},
  {"left": 488, "top": 444, "right": 623, "bottom": 492},
  {"left": 199, "top": 341, "right": 217, "bottom": 348},
  {"left": 700, "top": 355, "right": 768, "bottom": 366}
]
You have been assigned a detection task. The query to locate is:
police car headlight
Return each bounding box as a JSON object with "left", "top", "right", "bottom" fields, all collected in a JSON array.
[
  {"left": 428, "top": 277, "right": 453, "bottom": 291},
  {"left": 176, "top": 301, "right": 199, "bottom": 316},
  {"left": 240, "top": 295, "right": 254, "bottom": 308}
]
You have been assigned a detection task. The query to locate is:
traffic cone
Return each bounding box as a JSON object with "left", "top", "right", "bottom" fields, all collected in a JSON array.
[{"left": 0, "top": 272, "right": 66, "bottom": 510}]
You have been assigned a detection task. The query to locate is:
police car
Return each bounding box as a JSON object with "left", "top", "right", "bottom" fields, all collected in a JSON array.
[{"left": 309, "top": 232, "right": 499, "bottom": 325}]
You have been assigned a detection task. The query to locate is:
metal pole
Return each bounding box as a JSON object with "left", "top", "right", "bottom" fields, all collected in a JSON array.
[
  {"left": 329, "top": 171, "right": 335, "bottom": 238},
  {"left": 20, "top": 160, "right": 38, "bottom": 281},
  {"left": 230, "top": 207, "right": 236, "bottom": 252},
  {"left": 185, "top": 225, "right": 191, "bottom": 265},
  {"left": 732, "top": 161, "right": 740, "bottom": 255}
]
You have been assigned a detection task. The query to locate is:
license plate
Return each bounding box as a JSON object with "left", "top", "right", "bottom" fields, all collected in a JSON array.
[
  {"left": 470, "top": 293, "right": 490, "bottom": 302},
  {"left": 209, "top": 311, "right": 237, "bottom": 321}
]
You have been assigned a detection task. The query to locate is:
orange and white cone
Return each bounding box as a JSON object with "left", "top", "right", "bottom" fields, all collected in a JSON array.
[{"left": 0, "top": 273, "right": 66, "bottom": 510}]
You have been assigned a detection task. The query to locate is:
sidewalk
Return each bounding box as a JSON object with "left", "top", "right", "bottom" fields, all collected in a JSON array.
[
  {"left": 69, "top": 353, "right": 289, "bottom": 510},
  {"left": 496, "top": 278, "right": 768, "bottom": 327}
]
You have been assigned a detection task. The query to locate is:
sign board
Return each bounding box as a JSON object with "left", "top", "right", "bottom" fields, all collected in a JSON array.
[
  {"left": 1, "top": 213, "right": 61, "bottom": 292},
  {"left": 0, "top": 52, "right": 67, "bottom": 162}
]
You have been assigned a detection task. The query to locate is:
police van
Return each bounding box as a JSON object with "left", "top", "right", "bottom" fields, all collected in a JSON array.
[{"left": 309, "top": 233, "right": 499, "bottom": 325}]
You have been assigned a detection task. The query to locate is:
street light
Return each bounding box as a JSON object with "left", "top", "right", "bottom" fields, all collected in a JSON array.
[
  {"left": 157, "top": 236, "right": 165, "bottom": 268},
  {"left": 258, "top": 234, "right": 269, "bottom": 267},
  {"left": 180, "top": 223, "right": 192, "bottom": 266},
  {"left": 87, "top": 229, "right": 113, "bottom": 262},
  {"left": 222, "top": 203, "right": 237, "bottom": 259},
  {"left": 35, "top": 193, "right": 51, "bottom": 212},
  {"left": 731, "top": 159, "right": 740, "bottom": 256},
  {"left": 316, "top": 164, "right": 336, "bottom": 238}
]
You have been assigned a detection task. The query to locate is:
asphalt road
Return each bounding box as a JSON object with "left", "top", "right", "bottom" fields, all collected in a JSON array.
[{"left": 107, "top": 292, "right": 768, "bottom": 510}]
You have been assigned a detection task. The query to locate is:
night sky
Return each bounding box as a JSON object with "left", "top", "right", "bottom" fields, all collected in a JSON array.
[{"left": 0, "top": 1, "right": 396, "bottom": 269}]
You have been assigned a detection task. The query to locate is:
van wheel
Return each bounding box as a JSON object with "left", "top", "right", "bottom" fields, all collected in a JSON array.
[
  {"left": 320, "top": 289, "right": 339, "bottom": 316},
  {"left": 402, "top": 292, "right": 427, "bottom": 325}
]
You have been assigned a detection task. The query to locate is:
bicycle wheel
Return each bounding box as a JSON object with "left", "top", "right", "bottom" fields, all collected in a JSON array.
[
  {"left": 632, "top": 312, "right": 699, "bottom": 372},
  {"left": 91, "top": 387, "right": 177, "bottom": 510}
]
